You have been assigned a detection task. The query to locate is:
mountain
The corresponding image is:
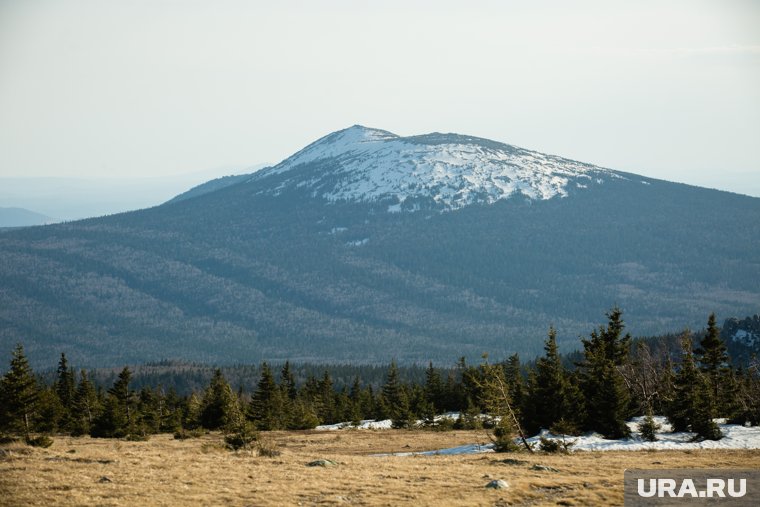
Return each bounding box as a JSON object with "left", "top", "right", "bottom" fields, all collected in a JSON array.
[
  {"left": 1, "top": 125, "right": 759, "bottom": 367},
  {"left": 167, "top": 174, "right": 251, "bottom": 204},
  {"left": 0, "top": 207, "right": 55, "bottom": 228}
]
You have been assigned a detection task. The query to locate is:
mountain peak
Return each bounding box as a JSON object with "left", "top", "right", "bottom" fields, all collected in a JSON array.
[{"left": 251, "top": 126, "right": 621, "bottom": 212}]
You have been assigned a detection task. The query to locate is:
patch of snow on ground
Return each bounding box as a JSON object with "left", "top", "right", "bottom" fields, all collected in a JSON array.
[
  {"left": 316, "top": 419, "right": 393, "bottom": 430},
  {"left": 317, "top": 414, "right": 760, "bottom": 455}
]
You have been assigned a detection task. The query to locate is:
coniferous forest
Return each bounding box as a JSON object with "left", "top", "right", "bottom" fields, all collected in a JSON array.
[{"left": 2, "top": 310, "right": 759, "bottom": 451}]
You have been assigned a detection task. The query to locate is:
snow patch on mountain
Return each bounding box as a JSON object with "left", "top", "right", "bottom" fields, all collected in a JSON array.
[{"left": 250, "top": 125, "right": 621, "bottom": 211}]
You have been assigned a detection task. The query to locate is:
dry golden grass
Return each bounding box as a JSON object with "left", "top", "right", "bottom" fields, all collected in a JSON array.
[{"left": 1, "top": 430, "right": 758, "bottom": 506}]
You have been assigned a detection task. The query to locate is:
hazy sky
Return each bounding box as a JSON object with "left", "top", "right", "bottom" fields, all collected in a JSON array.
[{"left": 1, "top": 0, "right": 759, "bottom": 196}]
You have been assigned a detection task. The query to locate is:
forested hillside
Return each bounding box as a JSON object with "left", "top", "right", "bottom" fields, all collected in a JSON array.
[{"left": 1, "top": 128, "right": 759, "bottom": 367}]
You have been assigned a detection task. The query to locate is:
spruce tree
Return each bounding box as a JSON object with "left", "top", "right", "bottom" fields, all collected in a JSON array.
[
  {"left": 161, "top": 387, "right": 184, "bottom": 433},
  {"left": 423, "top": 362, "right": 444, "bottom": 413},
  {"left": 248, "top": 363, "right": 285, "bottom": 430},
  {"left": 200, "top": 369, "right": 239, "bottom": 430},
  {"left": 666, "top": 334, "right": 722, "bottom": 440},
  {"left": 577, "top": 308, "right": 632, "bottom": 439},
  {"left": 690, "top": 375, "right": 722, "bottom": 441},
  {"left": 348, "top": 377, "right": 364, "bottom": 426},
  {"left": 503, "top": 353, "right": 525, "bottom": 416},
  {"left": 639, "top": 408, "right": 660, "bottom": 442},
  {"left": 280, "top": 361, "right": 297, "bottom": 400},
  {"left": 287, "top": 398, "right": 320, "bottom": 430},
  {"left": 109, "top": 367, "right": 135, "bottom": 430},
  {"left": 54, "top": 353, "right": 75, "bottom": 429},
  {"left": 694, "top": 313, "right": 730, "bottom": 416},
  {"left": 476, "top": 357, "right": 532, "bottom": 452},
  {"left": 317, "top": 371, "right": 336, "bottom": 424},
  {"left": 527, "top": 327, "right": 572, "bottom": 434},
  {"left": 35, "top": 386, "right": 64, "bottom": 434},
  {"left": 0, "top": 344, "right": 40, "bottom": 439},
  {"left": 184, "top": 392, "right": 202, "bottom": 430},
  {"left": 91, "top": 366, "right": 135, "bottom": 438},
  {"left": 72, "top": 370, "right": 99, "bottom": 435},
  {"left": 382, "top": 361, "right": 403, "bottom": 420}
]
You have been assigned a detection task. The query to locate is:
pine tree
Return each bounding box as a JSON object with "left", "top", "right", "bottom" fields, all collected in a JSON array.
[
  {"left": 577, "top": 309, "right": 632, "bottom": 439},
  {"left": 0, "top": 344, "right": 40, "bottom": 439}
]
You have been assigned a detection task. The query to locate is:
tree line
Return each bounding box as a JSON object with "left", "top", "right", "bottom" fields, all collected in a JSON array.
[{"left": 2, "top": 309, "right": 758, "bottom": 449}]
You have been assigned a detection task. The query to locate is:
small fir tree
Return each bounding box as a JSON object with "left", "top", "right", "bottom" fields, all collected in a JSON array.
[
  {"left": 577, "top": 308, "right": 632, "bottom": 439},
  {"left": 694, "top": 313, "right": 730, "bottom": 416},
  {"left": 248, "top": 363, "right": 286, "bottom": 430},
  {"left": 54, "top": 353, "right": 75, "bottom": 430},
  {"left": 200, "top": 369, "right": 239, "bottom": 430},
  {"left": 71, "top": 370, "right": 99, "bottom": 436},
  {"left": 0, "top": 344, "right": 40, "bottom": 439},
  {"left": 639, "top": 410, "right": 660, "bottom": 442},
  {"left": 527, "top": 327, "right": 572, "bottom": 434},
  {"left": 666, "top": 334, "right": 722, "bottom": 440}
]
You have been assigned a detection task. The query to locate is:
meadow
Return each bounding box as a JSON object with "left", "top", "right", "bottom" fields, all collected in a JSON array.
[{"left": 2, "top": 430, "right": 759, "bottom": 506}]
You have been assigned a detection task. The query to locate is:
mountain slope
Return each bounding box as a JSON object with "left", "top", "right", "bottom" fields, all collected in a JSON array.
[
  {"left": 1, "top": 126, "right": 759, "bottom": 367},
  {"left": 167, "top": 174, "right": 251, "bottom": 204},
  {"left": 0, "top": 207, "right": 54, "bottom": 228}
]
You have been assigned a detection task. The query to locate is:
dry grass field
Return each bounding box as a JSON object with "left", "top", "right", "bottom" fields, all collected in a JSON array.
[{"left": 2, "top": 430, "right": 759, "bottom": 506}]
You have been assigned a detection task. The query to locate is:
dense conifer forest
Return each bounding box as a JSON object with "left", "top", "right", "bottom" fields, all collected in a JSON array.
[{"left": 2, "top": 310, "right": 758, "bottom": 451}]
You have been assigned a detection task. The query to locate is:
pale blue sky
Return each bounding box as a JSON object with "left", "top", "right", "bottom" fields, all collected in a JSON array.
[{"left": 1, "top": 0, "right": 759, "bottom": 196}]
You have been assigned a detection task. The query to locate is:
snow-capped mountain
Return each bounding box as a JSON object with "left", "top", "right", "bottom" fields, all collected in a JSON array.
[
  {"left": 249, "top": 125, "right": 624, "bottom": 212},
  {"left": 2, "top": 126, "right": 760, "bottom": 367}
]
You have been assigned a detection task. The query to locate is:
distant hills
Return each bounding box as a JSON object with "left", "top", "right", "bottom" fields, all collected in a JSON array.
[
  {"left": 1, "top": 126, "right": 759, "bottom": 367},
  {"left": 0, "top": 165, "right": 266, "bottom": 222},
  {"left": 0, "top": 207, "right": 54, "bottom": 228}
]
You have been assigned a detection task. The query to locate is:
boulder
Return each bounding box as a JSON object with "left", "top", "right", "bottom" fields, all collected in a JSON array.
[{"left": 306, "top": 459, "right": 339, "bottom": 467}]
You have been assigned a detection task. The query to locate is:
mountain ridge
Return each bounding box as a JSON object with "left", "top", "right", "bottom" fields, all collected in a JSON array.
[{"left": 1, "top": 126, "right": 759, "bottom": 368}]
